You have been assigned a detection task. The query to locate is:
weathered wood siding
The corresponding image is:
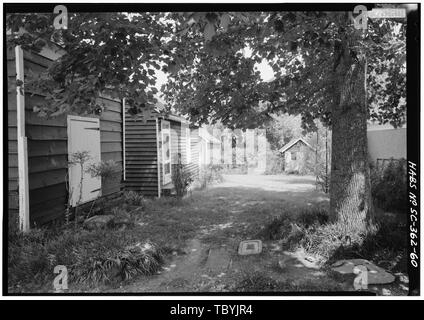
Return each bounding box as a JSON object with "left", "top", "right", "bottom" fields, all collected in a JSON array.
[
  {"left": 123, "top": 115, "right": 197, "bottom": 197},
  {"left": 283, "top": 141, "right": 312, "bottom": 173},
  {"left": 7, "top": 48, "right": 19, "bottom": 230},
  {"left": 19, "top": 50, "right": 68, "bottom": 226},
  {"left": 9, "top": 48, "right": 123, "bottom": 226},
  {"left": 98, "top": 96, "right": 123, "bottom": 197},
  {"left": 124, "top": 112, "right": 159, "bottom": 196}
]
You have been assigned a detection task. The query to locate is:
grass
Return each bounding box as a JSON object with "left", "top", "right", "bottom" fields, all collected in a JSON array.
[
  {"left": 233, "top": 271, "right": 345, "bottom": 292},
  {"left": 8, "top": 192, "right": 161, "bottom": 293},
  {"left": 328, "top": 212, "right": 407, "bottom": 272},
  {"left": 7, "top": 188, "right": 238, "bottom": 293},
  {"left": 8, "top": 222, "right": 164, "bottom": 293},
  {"left": 256, "top": 206, "right": 329, "bottom": 251},
  {"left": 258, "top": 206, "right": 407, "bottom": 273},
  {"left": 9, "top": 174, "right": 407, "bottom": 293}
]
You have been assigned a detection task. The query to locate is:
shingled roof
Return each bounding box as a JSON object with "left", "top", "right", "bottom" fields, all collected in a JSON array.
[{"left": 279, "top": 138, "right": 313, "bottom": 154}]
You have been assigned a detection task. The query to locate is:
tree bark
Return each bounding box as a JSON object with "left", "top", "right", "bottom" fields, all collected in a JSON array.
[{"left": 330, "top": 32, "right": 374, "bottom": 236}]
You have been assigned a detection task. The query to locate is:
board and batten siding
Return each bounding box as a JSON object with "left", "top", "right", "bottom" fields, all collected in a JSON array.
[
  {"left": 123, "top": 114, "right": 198, "bottom": 197},
  {"left": 98, "top": 96, "right": 124, "bottom": 197},
  {"left": 21, "top": 49, "right": 68, "bottom": 225},
  {"left": 124, "top": 110, "right": 159, "bottom": 196},
  {"left": 9, "top": 48, "right": 123, "bottom": 226},
  {"left": 7, "top": 47, "right": 19, "bottom": 230}
]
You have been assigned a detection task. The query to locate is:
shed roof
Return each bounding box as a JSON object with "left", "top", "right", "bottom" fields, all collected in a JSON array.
[{"left": 279, "top": 138, "right": 313, "bottom": 154}]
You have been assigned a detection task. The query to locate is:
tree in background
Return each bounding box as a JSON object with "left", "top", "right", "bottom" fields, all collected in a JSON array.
[{"left": 266, "top": 114, "right": 303, "bottom": 151}]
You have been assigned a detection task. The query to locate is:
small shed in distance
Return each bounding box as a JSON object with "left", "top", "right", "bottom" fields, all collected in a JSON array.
[{"left": 279, "top": 138, "right": 314, "bottom": 173}]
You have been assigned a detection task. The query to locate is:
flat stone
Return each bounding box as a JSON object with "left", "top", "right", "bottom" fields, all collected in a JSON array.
[
  {"left": 238, "top": 240, "right": 262, "bottom": 255},
  {"left": 331, "top": 259, "right": 395, "bottom": 285}
]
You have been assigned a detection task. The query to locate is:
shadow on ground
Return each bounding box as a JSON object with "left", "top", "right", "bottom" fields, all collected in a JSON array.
[{"left": 103, "top": 174, "right": 347, "bottom": 293}]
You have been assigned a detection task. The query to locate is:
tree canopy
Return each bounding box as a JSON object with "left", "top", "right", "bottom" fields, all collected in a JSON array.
[
  {"left": 7, "top": 9, "right": 405, "bottom": 126},
  {"left": 163, "top": 10, "right": 406, "bottom": 131},
  {"left": 7, "top": 12, "right": 175, "bottom": 116}
]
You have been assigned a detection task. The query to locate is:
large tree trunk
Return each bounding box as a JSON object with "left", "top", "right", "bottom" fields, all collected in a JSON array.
[{"left": 330, "top": 34, "right": 374, "bottom": 236}]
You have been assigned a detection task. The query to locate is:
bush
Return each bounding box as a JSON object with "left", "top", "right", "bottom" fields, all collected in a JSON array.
[
  {"left": 8, "top": 225, "right": 164, "bottom": 292},
  {"left": 314, "top": 162, "right": 330, "bottom": 193},
  {"left": 371, "top": 159, "right": 407, "bottom": 213},
  {"left": 70, "top": 240, "right": 163, "bottom": 284},
  {"left": 296, "top": 207, "right": 329, "bottom": 227},
  {"left": 328, "top": 214, "right": 407, "bottom": 272},
  {"left": 258, "top": 213, "right": 292, "bottom": 241},
  {"left": 86, "top": 160, "right": 120, "bottom": 181},
  {"left": 258, "top": 205, "right": 406, "bottom": 270},
  {"left": 299, "top": 222, "right": 360, "bottom": 261},
  {"left": 172, "top": 164, "right": 194, "bottom": 198},
  {"left": 196, "top": 164, "right": 224, "bottom": 189},
  {"left": 110, "top": 206, "right": 136, "bottom": 228},
  {"left": 123, "top": 190, "right": 145, "bottom": 207},
  {"left": 264, "top": 151, "right": 285, "bottom": 175},
  {"left": 258, "top": 207, "right": 329, "bottom": 245}
]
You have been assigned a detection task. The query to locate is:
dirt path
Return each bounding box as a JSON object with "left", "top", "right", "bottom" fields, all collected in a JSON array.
[{"left": 106, "top": 174, "right": 354, "bottom": 293}]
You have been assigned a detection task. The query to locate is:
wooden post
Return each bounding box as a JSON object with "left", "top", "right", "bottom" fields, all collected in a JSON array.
[{"left": 16, "top": 46, "right": 30, "bottom": 232}]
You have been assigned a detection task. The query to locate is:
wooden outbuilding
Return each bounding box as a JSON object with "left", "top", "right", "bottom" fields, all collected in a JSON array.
[
  {"left": 7, "top": 44, "right": 124, "bottom": 231},
  {"left": 198, "top": 127, "right": 222, "bottom": 167},
  {"left": 124, "top": 109, "right": 199, "bottom": 197},
  {"left": 279, "top": 138, "right": 314, "bottom": 173}
]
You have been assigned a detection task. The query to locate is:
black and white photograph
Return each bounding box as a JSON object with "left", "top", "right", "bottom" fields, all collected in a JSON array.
[{"left": 1, "top": 1, "right": 420, "bottom": 299}]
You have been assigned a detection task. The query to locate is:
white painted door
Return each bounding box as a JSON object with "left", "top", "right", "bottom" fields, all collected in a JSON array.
[
  {"left": 68, "top": 116, "right": 101, "bottom": 206},
  {"left": 161, "top": 120, "right": 172, "bottom": 185}
]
